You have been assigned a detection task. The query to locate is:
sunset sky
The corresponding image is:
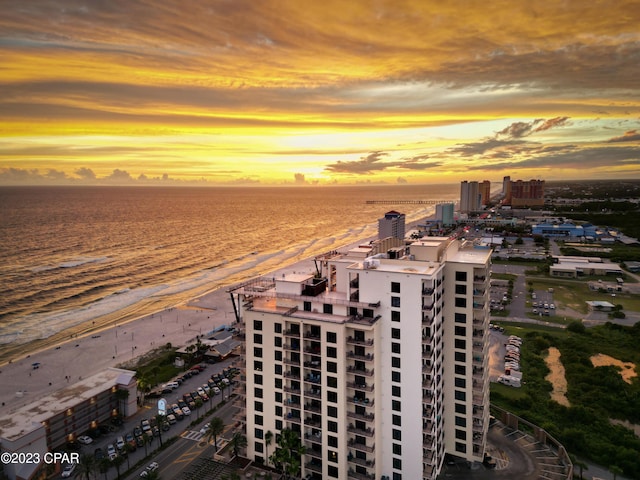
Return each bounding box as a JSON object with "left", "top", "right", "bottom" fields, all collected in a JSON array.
[{"left": 1, "top": 0, "right": 639, "bottom": 186}]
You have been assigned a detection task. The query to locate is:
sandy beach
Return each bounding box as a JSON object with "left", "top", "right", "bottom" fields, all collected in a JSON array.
[{"left": 0, "top": 237, "right": 370, "bottom": 414}]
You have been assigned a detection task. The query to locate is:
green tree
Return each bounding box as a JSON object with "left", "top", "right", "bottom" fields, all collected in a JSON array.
[
  {"left": 98, "top": 458, "right": 111, "bottom": 480},
  {"left": 610, "top": 465, "right": 623, "bottom": 480},
  {"left": 141, "top": 432, "right": 151, "bottom": 457},
  {"left": 111, "top": 455, "right": 125, "bottom": 480},
  {"left": 206, "top": 417, "right": 225, "bottom": 450},
  {"left": 155, "top": 413, "right": 166, "bottom": 447},
  {"left": 229, "top": 431, "right": 248, "bottom": 458},
  {"left": 265, "top": 430, "right": 274, "bottom": 466},
  {"left": 75, "top": 453, "right": 95, "bottom": 480},
  {"left": 269, "top": 429, "right": 306, "bottom": 480},
  {"left": 122, "top": 442, "right": 134, "bottom": 470},
  {"left": 194, "top": 396, "right": 203, "bottom": 420}
]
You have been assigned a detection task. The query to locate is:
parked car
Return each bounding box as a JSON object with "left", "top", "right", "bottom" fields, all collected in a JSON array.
[
  {"left": 94, "top": 447, "right": 104, "bottom": 460},
  {"left": 106, "top": 444, "right": 117, "bottom": 460},
  {"left": 77, "top": 435, "right": 93, "bottom": 445},
  {"left": 116, "top": 436, "right": 125, "bottom": 451},
  {"left": 182, "top": 406, "right": 192, "bottom": 416},
  {"left": 140, "top": 461, "right": 159, "bottom": 478},
  {"left": 61, "top": 463, "right": 76, "bottom": 478}
]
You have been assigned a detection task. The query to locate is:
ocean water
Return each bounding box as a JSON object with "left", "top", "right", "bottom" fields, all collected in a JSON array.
[{"left": 0, "top": 184, "right": 457, "bottom": 349}]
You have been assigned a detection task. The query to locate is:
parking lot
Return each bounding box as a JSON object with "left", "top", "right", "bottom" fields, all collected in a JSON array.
[{"left": 62, "top": 357, "right": 239, "bottom": 479}]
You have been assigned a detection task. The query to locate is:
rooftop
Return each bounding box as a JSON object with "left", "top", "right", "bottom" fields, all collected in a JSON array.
[{"left": 0, "top": 367, "right": 134, "bottom": 441}]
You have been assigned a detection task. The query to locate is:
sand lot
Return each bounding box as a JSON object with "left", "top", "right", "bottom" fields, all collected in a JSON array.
[
  {"left": 590, "top": 353, "right": 637, "bottom": 384},
  {"left": 545, "top": 347, "right": 570, "bottom": 406}
]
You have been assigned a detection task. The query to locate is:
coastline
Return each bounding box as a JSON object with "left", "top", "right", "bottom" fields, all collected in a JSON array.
[{"left": 0, "top": 211, "right": 434, "bottom": 414}]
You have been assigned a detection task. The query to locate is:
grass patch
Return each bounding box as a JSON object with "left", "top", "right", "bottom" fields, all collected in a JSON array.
[
  {"left": 491, "top": 273, "right": 518, "bottom": 282},
  {"left": 491, "top": 321, "right": 640, "bottom": 479}
]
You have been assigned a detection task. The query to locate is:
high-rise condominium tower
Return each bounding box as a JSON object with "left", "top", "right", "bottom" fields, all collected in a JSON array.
[{"left": 231, "top": 237, "right": 491, "bottom": 480}]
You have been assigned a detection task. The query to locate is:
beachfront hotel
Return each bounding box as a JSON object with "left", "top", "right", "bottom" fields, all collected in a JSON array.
[
  {"left": 230, "top": 236, "right": 491, "bottom": 480},
  {"left": 0, "top": 368, "right": 137, "bottom": 480}
]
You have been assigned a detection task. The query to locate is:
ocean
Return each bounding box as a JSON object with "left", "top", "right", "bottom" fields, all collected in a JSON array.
[{"left": 0, "top": 184, "right": 457, "bottom": 352}]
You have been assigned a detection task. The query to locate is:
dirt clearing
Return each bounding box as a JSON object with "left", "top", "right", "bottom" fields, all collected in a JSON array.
[{"left": 545, "top": 347, "right": 570, "bottom": 407}]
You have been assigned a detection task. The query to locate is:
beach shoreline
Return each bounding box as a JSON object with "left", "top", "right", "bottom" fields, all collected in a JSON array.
[{"left": 0, "top": 211, "right": 434, "bottom": 414}]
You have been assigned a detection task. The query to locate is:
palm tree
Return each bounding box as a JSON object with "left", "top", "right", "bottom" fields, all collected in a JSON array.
[
  {"left": 75, "top": 453, "right": 95, "bottom": 480},
  {"left": 265, "top": 430, "right": 273, "bottom": 466},
  {"left": 136, "top": 372, "right": 153, "bottom": 405},
  {"left": 269, "top": 429, "right": 305, "bottom": 480},
  {"left": 112, "top": 455, "right": 125, "bottom": 480},
  {"left": 229, "top": 432, "right": 247, "bottom": 458},
  {"left": 98, "top": 458, "right": 111, "bottom": 480},
  {"left": 570, "top": 455, "right": 588, "bottom": 480},
  {"left": 194, "top": 397, "right": 203, "bottom": 420},
  {"left": 123, "top": 442, "right": 134, "bottom": 470},
  {"left": 141, "top": 432, "right": 151, "bottom": 457},
  {"left": 155, "top": 413, "right": 166, "bottom": 447},
  {"left": 205, "top": 417, "right": 225, "bottom": 450}
]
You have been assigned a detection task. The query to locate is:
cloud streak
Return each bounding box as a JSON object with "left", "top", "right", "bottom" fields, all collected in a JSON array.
[{"left": 0, "top": 1, "right": 639, "bottom": 184}]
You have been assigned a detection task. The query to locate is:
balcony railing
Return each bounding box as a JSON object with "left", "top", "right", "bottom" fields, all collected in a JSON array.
[
  {"left": 283, "top": 343, "right": 300, "bottom": 351},
  {"left": 347, "top": 352, "right": 374, "bottom": 362},
  {"left": 347, "top": 456, "right": 375, "bottom": 468},
  {"left": 346, "top": 381, "right": 374, "bottom": 392},
  {"left": 285, "top": 414, "right": 301, "bottom": 424},
  {"left": 284, "top": 329, "right": 301, "bottom": 337},
  {"left": 347, "top": 439, "right": 375, "bottom": 453},
  {"left": 305, "top": 417, "right": 322, "bottom": 427},
  {"left": 304, "top": 360, "right": 322, "bottom": 369},
  {"left": 347, "top": 424, "right": 374, "bottom": 437},
  {"left": 347, "top": 410, "right": 374, "bottom": 422},
  {"left": 304, "top": 389, "right": 321, "bottom": 399},
  {"left": 305, "top": 448, "right": 322, "bottom": 459},
  {"left": 304, "top": 432, "right": 322, "bottom": 444},
  {"left": 284, "top": 371, "right": 300, "bottom": 380},
  {"left": 346, "top": 336, "right": 374, "bottom": 347},
  {"left": 304, "top": 403, "right": 321, "bottom": 414},
  {"left": 347, "top": 366, "right": 374, "bottom": 377},
  {"left": 350, "top": 397, "right": 374, "bottom": 407},
  {"left": 348, "top": 469, "right": 375, "bottom": 480},
  {"left": 305, "top": 461, "right": 323, "bottom": 473}
]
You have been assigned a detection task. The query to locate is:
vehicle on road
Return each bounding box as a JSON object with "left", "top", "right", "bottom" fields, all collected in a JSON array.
[{"left": 139, "top": 461, "right": 159, "bottom": 477}]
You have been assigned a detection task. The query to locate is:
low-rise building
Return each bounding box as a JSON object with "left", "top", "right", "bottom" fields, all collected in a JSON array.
[{"left": 0, "top": 368, "right": 136, "bottom": 480}]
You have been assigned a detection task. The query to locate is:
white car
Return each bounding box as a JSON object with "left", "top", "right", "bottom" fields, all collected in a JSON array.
[
  {"left": 77, "top": 435, "right": 93, "bottom": 445},
  {"left": 212, "top": 386, "right": 221, "bottom": 395},
  {"left": 140, "top": 462, "right": 159, "bottom": 477},
  {"left": 550, "top": 303, "right": 556, "bottom": 309},
  {"left": 199, "top": 424, "right": 210, "bottom": 435},
  {"left": 107, "top": 444, "right": 117, "bottom": 460},
  {"left": 61, "top": 463, "right": 76, "bottom": 478},
  {"left": 182, "top": 406, "right": 192, "bottom": 416}
]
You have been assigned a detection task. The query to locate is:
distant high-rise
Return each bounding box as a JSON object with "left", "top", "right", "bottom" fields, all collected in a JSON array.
[
  {"left": 504, "top": 179, "right": 545, "bottom": 207},
  {"left": 378, "top": 210, "right": 406, "bottom": 240},
  {"left": 435, "top": 203, "right": 455, "bottom": 226},
  {"left": 479, "top": 180, "right": 491, "bottom": 206},
  {"left": 459, "top": 181, "right": 481, "bottom": 213},
  {"left": 502, "top": 176, "right": 511, "bottom": 196}
]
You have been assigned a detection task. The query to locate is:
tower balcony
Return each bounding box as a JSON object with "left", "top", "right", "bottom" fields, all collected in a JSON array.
[
  {"left": 304, "top": 389, "right": 321, "bottom": 400},
  {"left": 284, "top": 370, "right": 301, "bottom": 380},
  {"left": 283, "top": 343, "right": 300, "bottom": 351},
  {"left": 347, "top": 455, "right": 375, "bottom": 468},
  {"left": 305, "top": 447, "right": 322, "bottom": 459},
  {"left": 349, "top": 396, "right": 374, "bottom": 408},
  {"left": 347, "top": 424, "right": 374, "bottom": 437},
  {"left": 284, "top": 329, "right": 301, "bottom": 338},
  {"left": 304, "top": 373, "right": 322, "bottom": 385},
  {"left": 347, "top": 410, "right": 374, "bottom": 423},
  {"left": 346, "top": 336, "right": 374, "bottom": 347},
  {"left": 305, "top": 416, "right": 322, "bottom": 428},
  {"left": 303, "top": 359, "right": 322, "bottom": 370},
  {"left": 304, "top": 431, "right": 322, "bottom": 444},
  {"left": 423, "top": 313, "right": 434, "bottom": 326},
  {"left": 285, "top": 413, "right": 301, "bottom": 424},
  {"left": 348, "top": 469, "right": 375, "bottom": 480},
  {"left": 303, "top": 346, "right": 322, "bottom": 356},
  {"left": 347, "top": 439, "right": 375, "bottom": 453},
  {"left": 347, "top": 351, "right": 374, "bottom": 362},
  {"left": 305, "top": 460, "right": 323, "bottom": 474},
  {"left": 346, "top": 381, "right": 374, "bottom": 392},
  {"left": 304, "top": 402, "right": 322, "bottom": 414},
  {"left": 347, "top": 365, "right": 374, "bottom": 377}
]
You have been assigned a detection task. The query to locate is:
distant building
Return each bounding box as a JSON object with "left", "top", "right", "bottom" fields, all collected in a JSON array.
[
  {"left": 435, "top": 203, "right": 455, "bottom": 226},
  {"left": 479, "top": 180, "right": 491, "bottom": 205},
  {"left": 0, "top": 368, "right": 137, "bottom": 480},
  {"left": 504, "top": 179, "right": 545, "bottom": 207},
  {"left": 550, "top": 256, "right": 624, "bottom": 278},
  {"left": 502, "top": 176, "right": 511, "bottom": 196},
  {"left": 378, "top": 210, "right": 406, "bottom": 240},
  {"left": 459, "top": 181, "right": 481, "bottom": 213}
]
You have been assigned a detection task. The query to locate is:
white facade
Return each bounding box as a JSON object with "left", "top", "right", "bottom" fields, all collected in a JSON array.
[
  {"left": 378, "top": 211, "right": 406, "bottom": 240},
  {"left": 460, "top": 181, "right": 481, "bottom": 213},
  {"left": 232, "top": 237, "right": 491, "bottom": 480}
]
